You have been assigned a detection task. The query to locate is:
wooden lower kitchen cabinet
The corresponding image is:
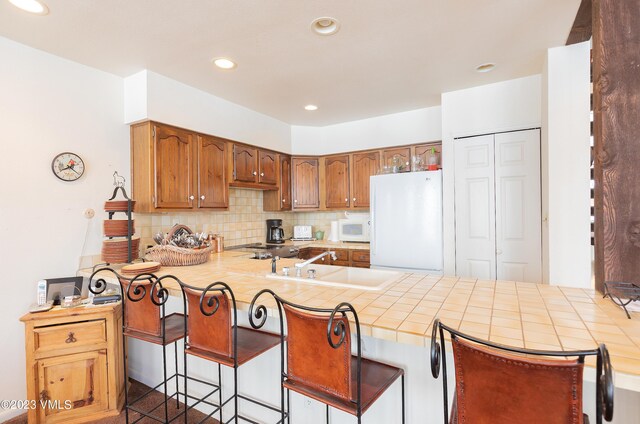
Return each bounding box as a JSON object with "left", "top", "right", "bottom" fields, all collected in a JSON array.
[
  {"left": 350, "top": 249, "right": 371, "bottom": 268},
  {"left": 20, "top": 304, "right": 124, "bottom": 424},
  {"left": 298, "top": 247, "right": 370, "bottom": 268},
  {"left": 297, "top": 247, "right": 329, "bottom": 264},
  {"left": 330, "top": 248, "right": 350, "bottom": 266}
]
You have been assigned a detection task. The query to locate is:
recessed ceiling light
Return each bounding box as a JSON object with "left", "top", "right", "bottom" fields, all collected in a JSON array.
[
  {"left": 311, "top": 17, "right": 340, "bottom": 36},
  {"left": 476, "top": 63, "right": 496, "bottom": 73},
  {"left": 8, "top": 0, "right": 48, "bottom": 15},
  {"left": 212, "top": 57, "right": 237, "bottom": 70},
  {"left": 304, "top": 105, "right": 318, "bottom": 111}
]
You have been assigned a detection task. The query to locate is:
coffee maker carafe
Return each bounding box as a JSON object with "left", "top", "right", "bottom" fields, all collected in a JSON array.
[{"left": 266, "top": 219, "right": 285, "bottom": 244}]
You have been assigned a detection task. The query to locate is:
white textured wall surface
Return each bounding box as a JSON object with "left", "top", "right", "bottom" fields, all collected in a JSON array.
[
  {"left": 543, "top": 41, "right": 591, "bottom": 288},
  {"left": 123, "top": 70, "right": 293, "bottom": 153},
  {"left": 441, "top": 75, "right": 543, "bottom": 275},
  {"left": 291, "top": 106, "right": 442, "bottom": 155},
  {"left": 0, "top": 36, "right": 129, "bottom": 421}
]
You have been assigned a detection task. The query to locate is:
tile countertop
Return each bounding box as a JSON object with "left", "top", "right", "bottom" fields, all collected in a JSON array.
[{"left": 82, "top": 250, "right": 640, "bottom": 389}]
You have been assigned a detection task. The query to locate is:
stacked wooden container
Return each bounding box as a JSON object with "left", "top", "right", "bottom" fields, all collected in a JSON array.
[{"left": 102, "top": 199, "right": 139, "bottom": 264}]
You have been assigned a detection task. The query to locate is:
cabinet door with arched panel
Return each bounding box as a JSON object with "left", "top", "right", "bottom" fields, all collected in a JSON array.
[
  {"left": 198, "top": 135, "right": 228, "bottom": 208},
  {"left": 154, "top": 124, "right": 195, "bottom": 209},
  {"left": 351, "top": 151, "right": 380, "bottom": 208},
  {"left": 292, "top": 157, "right": 319, "bottom": 209}
]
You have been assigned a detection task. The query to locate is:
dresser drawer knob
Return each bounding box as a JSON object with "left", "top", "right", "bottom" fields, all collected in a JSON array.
[{"left": 65, "top": 332, "right": 77, "bottom": 343}]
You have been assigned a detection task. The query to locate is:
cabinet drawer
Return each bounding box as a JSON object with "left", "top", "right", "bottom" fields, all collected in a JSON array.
[
  {"left": 332, "top": 249, "right": 349, "bottom": 262},
  {"left": 331, "top": 260, "right": 350, "bottom": 267},
  {"left": 308, "top": 248, "right": 328, "bottom": 264},
  {"left": 34, "top": 319, "right": 107, "bottom": 355},
  {"left": 351, "top": 262, "right": 370, "bottom": 269},
  {"left": 350, "top": 250, "right": 370, "bottom": 263}
]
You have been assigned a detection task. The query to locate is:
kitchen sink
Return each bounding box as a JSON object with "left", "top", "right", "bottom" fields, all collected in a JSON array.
[{"left": 265, "top": 265, "right": 401, "bottom": 291}]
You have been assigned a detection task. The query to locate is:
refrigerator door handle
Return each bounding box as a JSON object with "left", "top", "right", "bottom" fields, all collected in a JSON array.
[{"left": 370, "top": 189, "right": 375, "bottom": 255}]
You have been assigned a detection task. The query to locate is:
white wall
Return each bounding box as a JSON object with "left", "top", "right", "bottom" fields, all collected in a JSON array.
[
  {"left": 0, "top": 36, "right": 129, "bottom": 421},
  {"left": 542, "top": 41, "right": 592, "bottom": 288},
  {"left": 124, "top": 70, "right": 292, "bottom": 153},
  {"left": 441, "top": 75, "right": 542, "bottom": 275},
  {"left": 291, "top": 106, "right": 442, "bottom": 155}
]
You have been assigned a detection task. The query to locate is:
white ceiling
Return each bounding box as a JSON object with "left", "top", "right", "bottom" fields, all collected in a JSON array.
[{"left": 0, "top": 0, "right": 580, "bottom": 126}]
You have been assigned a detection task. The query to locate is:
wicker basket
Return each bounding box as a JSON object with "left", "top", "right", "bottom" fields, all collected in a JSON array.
[
  {"left": 145, "top": 224, "right": 212, "bottom": 266},
  {"left": 145, "top": 244, "right": 213, "bottom": 266}
]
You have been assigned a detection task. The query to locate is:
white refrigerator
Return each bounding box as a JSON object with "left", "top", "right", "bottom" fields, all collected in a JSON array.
[{"left": 370, "top": 170, "right": 443, "bottom": 273}]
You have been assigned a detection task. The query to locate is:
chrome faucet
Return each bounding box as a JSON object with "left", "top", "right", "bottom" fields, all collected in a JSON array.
[{"left": 294, "top": 251, "right": 337, "bottom": 277}]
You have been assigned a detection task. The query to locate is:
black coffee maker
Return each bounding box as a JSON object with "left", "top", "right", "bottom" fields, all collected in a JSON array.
[{"left": 266, "top": 219, "right": 285, "bottom": 244}]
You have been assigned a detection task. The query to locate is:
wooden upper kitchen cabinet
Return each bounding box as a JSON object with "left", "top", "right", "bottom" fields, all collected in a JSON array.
[
  {"left": 351, "top": 151, "right": 380, "bottom": 208},
  {"left": 232, "top": 144, "right": 258, "bottom": 183},
  {"left": 382, "top": 147, "right": 411, "bottom": 172},
  {"left": 258, "top": 150, "right": 277, "bottom": 184},
  {"left": 264, "top": 154, "right": 292, "bottom": 211},
  {"left": 413, "top": 142, "right": 442, "bottom": 168},
  {"left": 230, "top": 143, "right": 278, "bottom": 188},
  {"left": 292, "top": 157, "right": 320, "bottom": 209},
  {"left": 152, "top": 124, "right": 195, "bottom": 209},
  {"left": 198, "top": 134, "right": 229, "bottom": 208},
  {"left": 130, "top": 121, "right": 229, "bottom": 212},
  {"left": 324, "top": 154, "right": 350, "bottom": 209},
  {"left": 20, "top": 304, "right": 124, "bottom": 424}
]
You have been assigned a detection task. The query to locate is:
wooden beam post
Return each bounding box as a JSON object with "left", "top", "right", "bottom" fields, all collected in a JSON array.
[
  {"left": 593, "top": 0, "right": 640, "bottom": 292},
  {"left": 566, "top": 0, "right": 592, "bottom": 45}
]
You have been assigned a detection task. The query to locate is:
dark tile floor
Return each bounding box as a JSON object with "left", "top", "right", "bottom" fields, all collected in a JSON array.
[{"left": 6, "top": 379, "right": 219, "bottom": 424}]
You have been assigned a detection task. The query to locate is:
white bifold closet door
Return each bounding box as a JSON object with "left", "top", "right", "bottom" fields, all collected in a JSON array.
[{"left": 454, "top": 129, "right": 541, "bottom": 283}]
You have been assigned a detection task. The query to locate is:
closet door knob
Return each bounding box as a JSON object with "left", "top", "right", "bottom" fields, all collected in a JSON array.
[
  {"left": 189, "top": 195, "right": 195, "bottom": 200},
  {"left": 252, "top": 171, "right": 257, "bottom": 176},
  {"left": 352, "top": 197, "right": 356, "bottom": 202},
  {"left": 200, "top": 195, "right": 205, "bottom": 200},
  {"left": 260, "top": 172, "right": 265, "bottom": 177}
]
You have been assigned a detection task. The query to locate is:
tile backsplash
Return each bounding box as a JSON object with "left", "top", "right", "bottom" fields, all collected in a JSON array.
[
  {"left": 136, "top": 189, "right": 292, "bottom": 249},
  {"left": 134, "top": 189, "right": 369, "bottom": 252}
]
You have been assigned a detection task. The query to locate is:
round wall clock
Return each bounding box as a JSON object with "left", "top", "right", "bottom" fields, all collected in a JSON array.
[{"left": 52, "top": 152, "right": 85, "bottom": 181}]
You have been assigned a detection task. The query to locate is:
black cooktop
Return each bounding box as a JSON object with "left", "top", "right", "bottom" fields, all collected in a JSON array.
[{"left": 228, "top": 243, "right": 300, "bottom": 260}]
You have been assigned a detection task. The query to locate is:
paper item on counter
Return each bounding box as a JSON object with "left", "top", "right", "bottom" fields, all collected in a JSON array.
[{"left": 329, "top": 221, "right": 339, "bottom": 242}]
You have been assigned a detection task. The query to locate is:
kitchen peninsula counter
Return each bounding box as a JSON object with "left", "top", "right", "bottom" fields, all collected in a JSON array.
[{"left": 83, "top": 250, "right": 640, "bottom": 391}]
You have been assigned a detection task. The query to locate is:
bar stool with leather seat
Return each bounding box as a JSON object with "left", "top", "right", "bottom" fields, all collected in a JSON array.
[
  {"left": 177, "top": 280, "right": 284, "bottom": 423},
  {"left": 89, "top": 268, "right": 195, "bottom": 424},
  {"left": 249, "top": 289, "right": 405, "bottom": 424},
  {"left": 430, "top": 318, "right": 615, "bottom": 424}
]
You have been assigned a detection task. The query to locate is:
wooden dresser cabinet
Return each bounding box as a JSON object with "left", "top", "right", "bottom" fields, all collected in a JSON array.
[{"left": 20, "top": 304, "right": 124, "bottom": 424}]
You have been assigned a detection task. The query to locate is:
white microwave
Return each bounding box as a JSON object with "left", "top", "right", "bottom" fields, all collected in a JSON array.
[{"left": 338, "top": 216, "right": 370, "bottom": 242}]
